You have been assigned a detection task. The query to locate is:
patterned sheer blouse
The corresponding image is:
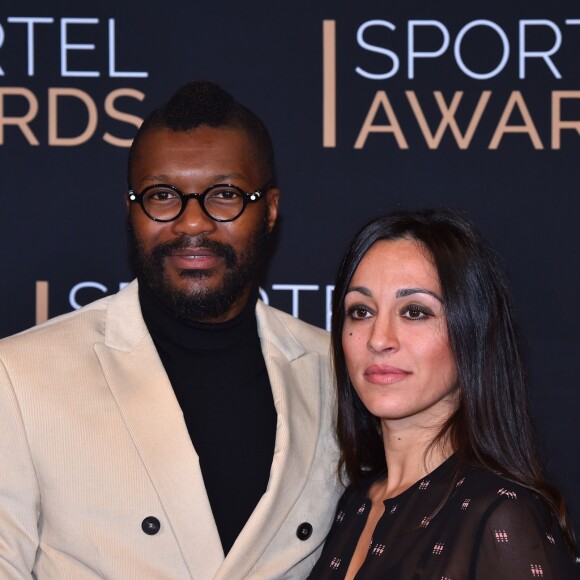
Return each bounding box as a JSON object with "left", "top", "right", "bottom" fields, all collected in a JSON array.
[{"left": 309, "top": 456, "right": 578, "bottom": 579}]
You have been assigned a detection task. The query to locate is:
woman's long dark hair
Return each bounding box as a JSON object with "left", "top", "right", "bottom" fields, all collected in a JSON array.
[{"left": 332, "top": 208, "right": 577, "bottom": 556}]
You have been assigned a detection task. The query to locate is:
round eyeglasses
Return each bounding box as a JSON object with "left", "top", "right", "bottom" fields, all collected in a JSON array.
[{"left": 127, "top": 182, "right": 269, "bottom": 223}]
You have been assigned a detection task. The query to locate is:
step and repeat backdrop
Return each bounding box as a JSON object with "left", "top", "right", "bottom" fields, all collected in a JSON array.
[{"left": 1, "top": 0, "right": 578, "bottom": 534}]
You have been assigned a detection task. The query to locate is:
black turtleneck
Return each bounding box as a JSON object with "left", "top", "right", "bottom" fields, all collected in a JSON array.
[{"left": 138, "top": 282, "right": 277, "bottom": 555}]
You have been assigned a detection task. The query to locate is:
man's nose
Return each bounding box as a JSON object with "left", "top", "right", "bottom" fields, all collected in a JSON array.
[{"left": 171, "top": 197, "right": 217, "bottom": 236}]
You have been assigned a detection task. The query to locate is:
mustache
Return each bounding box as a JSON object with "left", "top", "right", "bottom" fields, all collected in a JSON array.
[{"left": 151, "top": 235, "right": 237, "bottom": 268}]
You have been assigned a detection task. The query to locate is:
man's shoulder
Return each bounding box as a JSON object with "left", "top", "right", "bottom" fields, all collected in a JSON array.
[
  {"left": 256, "top": 301, "right": 330, "bottom": 353},
  {"left": 0, "top": 281, "right": 139, "bottom": 353}
]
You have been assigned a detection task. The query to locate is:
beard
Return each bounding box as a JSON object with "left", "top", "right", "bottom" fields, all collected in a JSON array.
[{"left": 128, "top": 212, "right": 271, "bottom": 323}]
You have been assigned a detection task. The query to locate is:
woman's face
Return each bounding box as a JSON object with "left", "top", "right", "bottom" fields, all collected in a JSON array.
[{"left": 342, "top": 238, "right": 458, "bottom": 428}]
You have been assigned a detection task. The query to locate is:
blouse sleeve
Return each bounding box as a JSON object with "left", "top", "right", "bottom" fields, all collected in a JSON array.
[{"left": 473, "top": 491, "right": 578, "bottom": 579}]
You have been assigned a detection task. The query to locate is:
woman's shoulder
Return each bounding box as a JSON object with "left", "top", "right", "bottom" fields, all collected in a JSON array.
[
  {"left": 454, "top": 466, "right": 549, "bottom": 518},
  {"left": 458, "top": 465, "right": 529, "bottom": 491},
  {"left": 452, "top": 466, "right": 572, "bottom": 554},
  {"left": 452, "top": 467, "right": 578, "bottom": 577}
]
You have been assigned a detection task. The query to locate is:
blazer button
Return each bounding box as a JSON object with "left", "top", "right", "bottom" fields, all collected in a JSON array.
[
  {"left": 296, "top": 522, "right": 313, "bottom": 541},
  {"left": 142, "top": 516, "right": 161, "bottom": 535}
]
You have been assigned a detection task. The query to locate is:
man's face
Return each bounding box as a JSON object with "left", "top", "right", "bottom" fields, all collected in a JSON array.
[{"left": 127, "top": 126, "right": 279, "bottom": 323}]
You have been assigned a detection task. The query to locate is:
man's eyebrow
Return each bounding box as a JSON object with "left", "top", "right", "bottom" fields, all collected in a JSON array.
[
  {"left": 142, "top": 174, "right": 170, "bottom": 182},
  {"left": 142, "top": 173, "right": 250, "bottom": 185},
  {"left": 213, "top": 172, "right": 249, "bottom": 183},
  {"left": 396, "top": 287, "right": 443, "bottom": 302}
]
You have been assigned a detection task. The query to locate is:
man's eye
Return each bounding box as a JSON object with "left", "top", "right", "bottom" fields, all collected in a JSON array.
[
  {"left": 346, "top": 305, "right": 372, "bottom": 320},
  {"left": 401, "top": 305, "right": 432, "bottom": 320},
  {"left": 210, "top": 188, "right": 241, "bottom": 200},
  {"left": 147, "top": 189, "right": 178, "bottom": 202}
]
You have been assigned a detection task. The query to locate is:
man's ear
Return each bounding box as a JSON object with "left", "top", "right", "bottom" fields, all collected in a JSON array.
[{"left": 265, "top": 188, "right": 280, "bottom": 231}]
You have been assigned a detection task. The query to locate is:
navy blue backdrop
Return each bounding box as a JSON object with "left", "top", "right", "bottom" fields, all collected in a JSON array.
[{"left": 1, "top": 0, "right": 578, "bottom": 538}]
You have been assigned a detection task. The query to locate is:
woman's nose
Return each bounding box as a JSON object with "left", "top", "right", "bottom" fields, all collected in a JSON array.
[{"left": 367, "top": 314, "right": 399, "bottom": 354}]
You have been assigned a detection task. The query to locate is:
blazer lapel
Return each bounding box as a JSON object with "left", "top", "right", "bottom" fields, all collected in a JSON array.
[
  {"left": 94, "top": 282, "right": 225, "bottom": 579},
  {"left": 215, "top": 302, "right": 323, "bottom": 579}
]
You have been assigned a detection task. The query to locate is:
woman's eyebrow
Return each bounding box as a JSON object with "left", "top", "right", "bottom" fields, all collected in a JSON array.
[
  {"left": 345, "top": 286, "right": 371, "bottom": 297},
  {"left": 396, "top": 287, "right": 443, "bottom": 302}
]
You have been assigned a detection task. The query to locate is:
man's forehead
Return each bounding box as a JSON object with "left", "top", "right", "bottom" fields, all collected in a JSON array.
[
  {"left": 129, "top": 125, "right": 263, "bottom": 186},
  {"left": 132, "top": 125, "right": 256, "bottom": 161},
  {"left": 143, "top": 124, "right": 250, "bottom": 143}
]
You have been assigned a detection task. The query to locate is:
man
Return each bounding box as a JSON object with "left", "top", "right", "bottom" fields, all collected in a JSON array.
[{"left": 0, "top": 81, "right": 341, "bottom": 579}]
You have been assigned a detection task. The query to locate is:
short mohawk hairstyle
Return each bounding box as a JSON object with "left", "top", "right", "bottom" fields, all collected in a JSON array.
[{"left": 128, "top": 80, "right": 276, "bottom": 186}]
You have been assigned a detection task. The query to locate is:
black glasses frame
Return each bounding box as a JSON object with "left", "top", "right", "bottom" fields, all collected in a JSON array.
[{"left": 127, "top": 182, "right": 269, "bottom": 223}]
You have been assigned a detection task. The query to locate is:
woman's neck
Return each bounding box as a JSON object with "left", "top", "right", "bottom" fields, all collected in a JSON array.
[
  {"left": 376, "top": 389, "right": 457, "bottom": 498},
  {"left": 377, "top": 420, "right": 454, "bottom": 500}
]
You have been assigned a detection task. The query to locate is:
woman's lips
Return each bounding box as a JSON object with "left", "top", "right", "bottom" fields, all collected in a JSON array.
[{"left": 364, "top": 364, "right": 411, "bottom": 385}]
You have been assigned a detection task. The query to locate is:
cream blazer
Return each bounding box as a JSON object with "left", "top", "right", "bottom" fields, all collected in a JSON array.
[{"left": 0, "top": 281, "right": 342, "bottom": 579}]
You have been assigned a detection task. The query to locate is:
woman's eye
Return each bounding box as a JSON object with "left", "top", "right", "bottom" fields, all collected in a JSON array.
[
  {"left": 346, "top": 305, "right": 372, "bottom": 320},
  {"left": 401, "top": 304, "right": 432, "bottom": 320}
]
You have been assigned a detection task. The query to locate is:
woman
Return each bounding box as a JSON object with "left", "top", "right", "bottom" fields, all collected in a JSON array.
[{"left": 310, "top": 209, "right": 578, "bottom": 579}]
